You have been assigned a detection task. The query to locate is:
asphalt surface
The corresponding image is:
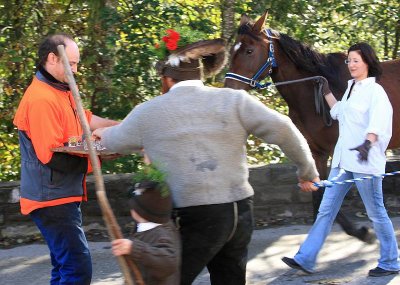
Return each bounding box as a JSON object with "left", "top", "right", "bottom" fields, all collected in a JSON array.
[{"left": 1, "top": 217, "right": 400, "bottom": 285}]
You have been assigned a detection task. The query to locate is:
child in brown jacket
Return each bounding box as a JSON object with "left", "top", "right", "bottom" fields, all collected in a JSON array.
[{"left": 111, "top": 171, "right": 181, "bottom": 285}]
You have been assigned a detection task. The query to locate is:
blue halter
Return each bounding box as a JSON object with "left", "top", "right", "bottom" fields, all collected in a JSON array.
[{"left": 225, "top": 29, "right": 277, "bottom": 89}]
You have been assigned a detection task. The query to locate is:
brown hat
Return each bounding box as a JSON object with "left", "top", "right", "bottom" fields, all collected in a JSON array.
[
  {"left": 156, "top": 38, "right": 227, "bottom": 80},
  {"left": 128, "top": 181, "right": 172, "bottom": 224}
]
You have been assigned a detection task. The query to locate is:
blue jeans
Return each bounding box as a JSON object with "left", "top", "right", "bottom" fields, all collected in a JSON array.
[
  {"left": 30, "top": 203, "right": 92, "bottom": 285},
  {"left": 294, "top": 167, "right": 400, "bottom": 272}
]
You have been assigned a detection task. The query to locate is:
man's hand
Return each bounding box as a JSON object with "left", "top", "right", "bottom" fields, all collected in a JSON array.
[
  {"left": 298, "top": 177, "right": 320, "bottom": 192},
  {"left": 92, "top": 127, "right": 108, "bottom": 140},
  {"left": 350, "top": 140, "right": 371, "bottom": 162},
  {"left": 111, "top": 239, "right": 133, "bottom": 256}
]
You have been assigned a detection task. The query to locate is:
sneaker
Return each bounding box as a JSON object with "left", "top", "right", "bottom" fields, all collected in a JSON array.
[
  {"left": 368, "top": 267, "right": 399, "bottom": 277},
  {"left": 281, "top": 257, "right": 313, "bottom": 274}
]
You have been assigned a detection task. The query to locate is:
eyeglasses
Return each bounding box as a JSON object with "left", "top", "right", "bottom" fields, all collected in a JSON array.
[{"left": 344, "top": 59, "right": 361, "bottom": 65}]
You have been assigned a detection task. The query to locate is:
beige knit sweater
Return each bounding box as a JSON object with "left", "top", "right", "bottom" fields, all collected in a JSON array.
[{"left": 102, "top": 84, "right": 318, "bottom": 208}]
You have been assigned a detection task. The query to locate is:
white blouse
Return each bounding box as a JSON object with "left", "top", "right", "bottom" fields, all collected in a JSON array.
[{"left": 330, "top": 77, "right": 392, "bottom": 174}]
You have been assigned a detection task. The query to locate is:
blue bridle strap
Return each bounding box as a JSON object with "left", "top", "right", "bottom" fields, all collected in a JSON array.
[
  {"left": 225, "top": 28, "right": 277, "bottom": 89},
  {"left": 225, "top": 72, "right": 273, "bottom": 89}
]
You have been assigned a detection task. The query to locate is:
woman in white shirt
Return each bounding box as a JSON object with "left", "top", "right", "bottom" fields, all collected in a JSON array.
[{"left": 282, "top": 42, "right": 400, "bottom": 277}]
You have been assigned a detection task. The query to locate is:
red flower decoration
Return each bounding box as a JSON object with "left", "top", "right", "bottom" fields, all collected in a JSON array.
[{"left": 161, "top": 29, "right": 180, "bottom": 51}]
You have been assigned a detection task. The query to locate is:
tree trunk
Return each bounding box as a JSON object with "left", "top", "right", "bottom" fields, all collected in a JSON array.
[
  {"left": 84, "top": 0, "right": 116, "bottom": 114},
  {"left": 221, "top": 0, "right": 236, "bottom": 47},
  {"left": 392, "top": 19, "right": 400, "bottom": 59}
]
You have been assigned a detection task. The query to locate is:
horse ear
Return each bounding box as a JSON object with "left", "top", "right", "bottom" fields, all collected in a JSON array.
[
  {"left": 252, "top": 11, "right": 268, "bottom": 34},
  {"left": 239, "top": 14, "right": 250, "bottom": 26}
]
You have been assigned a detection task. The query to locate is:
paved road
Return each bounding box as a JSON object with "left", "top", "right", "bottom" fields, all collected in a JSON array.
[{"left": 1, "top": 217, "right": 400, "bottom": 285}]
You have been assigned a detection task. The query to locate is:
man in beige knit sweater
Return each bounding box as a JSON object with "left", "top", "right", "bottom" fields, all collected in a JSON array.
[{"left": 93, "top": 37, "right": 319, "bottom": 285}]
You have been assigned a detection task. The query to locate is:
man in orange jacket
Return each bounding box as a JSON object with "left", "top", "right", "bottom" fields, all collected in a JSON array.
[{"left": 13, "top": 33, "right": 118, "bottom": 285}]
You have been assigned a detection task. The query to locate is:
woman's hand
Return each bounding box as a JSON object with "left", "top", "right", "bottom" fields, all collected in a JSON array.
[{"left": 350, "top": 140, "right": 372, "bottom": 162}]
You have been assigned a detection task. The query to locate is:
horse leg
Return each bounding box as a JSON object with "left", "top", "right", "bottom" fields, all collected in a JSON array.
[
  {"left": 313, "top": 154, "right": 375, "bottom": 244},
  {"left": 311, "top": 188, "right": 324, "bottom": 220},
  {"left": 336, "top": 211, "right": 375, "bottom": 244}
]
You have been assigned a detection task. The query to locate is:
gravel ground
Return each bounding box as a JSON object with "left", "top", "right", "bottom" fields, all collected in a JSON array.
[{"left": 1, "top": 214, "right": 400, "bottom": 285}]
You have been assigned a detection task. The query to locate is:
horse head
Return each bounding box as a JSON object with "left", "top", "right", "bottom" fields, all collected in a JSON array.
[
  {"left": 225, "top": 12, "right": 277, "bottom": 90},
  {"left": 225, "top": 13, "right": 350, "bottom": 129}
]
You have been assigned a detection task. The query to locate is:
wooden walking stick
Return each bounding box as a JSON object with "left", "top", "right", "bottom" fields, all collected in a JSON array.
[{"left": 57, "top": 45, "right": 145, "bottom": 285}]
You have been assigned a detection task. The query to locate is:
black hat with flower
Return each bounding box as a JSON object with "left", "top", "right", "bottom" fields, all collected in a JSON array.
[
  {"left": 152, "top": 27, "right": 227, "bottom": 80},
  {"left": 127, "top": 163, "right": 172, "bottom": 224}
]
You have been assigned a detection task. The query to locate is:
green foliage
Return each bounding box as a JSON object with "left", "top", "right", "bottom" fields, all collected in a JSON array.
[
  {"left": 132, "top": 163, "right": 169, "bottom": 197},
  {"left": 242, "top": 0, "right": 399, "bottom": 59},
  {"left": 246, "top": 88, "right": 289, "bottom": 165},
  {"left": 0, "top": 130, "right": 20, "bottom": 181},
  {"left": 133, "top": 163, "right": 166, "bottom": 184},
  {"left": 0, "top": 0, "right": 398, "bottom": 181},
  {"left": 100, "top": 154, "right": 143, "bottom": 175},
  {"left": 0, "top": 0, "right": 44, "bottom": 181}
]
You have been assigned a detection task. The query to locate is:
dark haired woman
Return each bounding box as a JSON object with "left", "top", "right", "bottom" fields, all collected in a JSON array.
[{"left": 282, "top": 42, "right": 400, "bottom": 277}]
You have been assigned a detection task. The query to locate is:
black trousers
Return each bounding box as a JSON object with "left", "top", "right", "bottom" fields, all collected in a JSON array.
[{"left": 173, "top": 196, "right": 254, "bottom": 285}]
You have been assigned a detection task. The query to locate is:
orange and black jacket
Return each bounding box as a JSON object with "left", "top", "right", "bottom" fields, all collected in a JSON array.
[{"left": 13, "top": 68, "right": 92, "bottom": 215}]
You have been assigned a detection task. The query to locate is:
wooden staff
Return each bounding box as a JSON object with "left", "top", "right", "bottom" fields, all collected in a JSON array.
[{"left": 57, "top": 45, "right": 145, "bottom": 285}]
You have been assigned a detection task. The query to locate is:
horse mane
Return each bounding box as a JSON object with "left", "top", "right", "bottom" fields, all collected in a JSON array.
[
  {"left": 237, "top": 22, "right": 346, "bottom": 91},
  {"left": 277, "top": 32, "right": 343, "bottom": 88}
]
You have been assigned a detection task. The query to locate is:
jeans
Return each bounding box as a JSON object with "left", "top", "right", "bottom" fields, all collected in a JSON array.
[
  {"left": 30, "top": 203, "right": 92, "bottom": 285},
  {"left": 173, "top": 197, "right": 254, "bottom": 285},
  {"left": 294, "top": 167, "right": 400, "bottom": 272}
]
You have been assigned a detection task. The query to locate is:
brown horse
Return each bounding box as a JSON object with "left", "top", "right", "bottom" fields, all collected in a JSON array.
[{"left": 225, "top": 12, "right": 400, "bottom": 243}]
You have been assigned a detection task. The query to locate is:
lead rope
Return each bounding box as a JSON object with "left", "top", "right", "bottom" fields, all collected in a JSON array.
[
  {"left": 313, "top": 170, "right": 400, "bottom": 188},
  {"left": 57, "top": 45, "right": 145, "bottom": 285},
  {"left": 273, "top": 76, "right": 332, "bottom": 127}
]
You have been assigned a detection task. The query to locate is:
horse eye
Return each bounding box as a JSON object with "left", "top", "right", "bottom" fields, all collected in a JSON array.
[{"left": 246, "top": 49, "right": 253, "bottom": 55}]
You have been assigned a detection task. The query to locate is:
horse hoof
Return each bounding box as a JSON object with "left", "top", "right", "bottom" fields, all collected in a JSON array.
[{"left": 357, "top": 226, "right": 376, "bottom": 244}]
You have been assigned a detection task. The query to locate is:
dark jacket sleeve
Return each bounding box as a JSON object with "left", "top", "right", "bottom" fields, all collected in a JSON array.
[
  {"left": 129, "top": 223, "right": 180, "bottom": 280},
  {"left": 46, "top": 152, "right": 88, "bottom": 173}
]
